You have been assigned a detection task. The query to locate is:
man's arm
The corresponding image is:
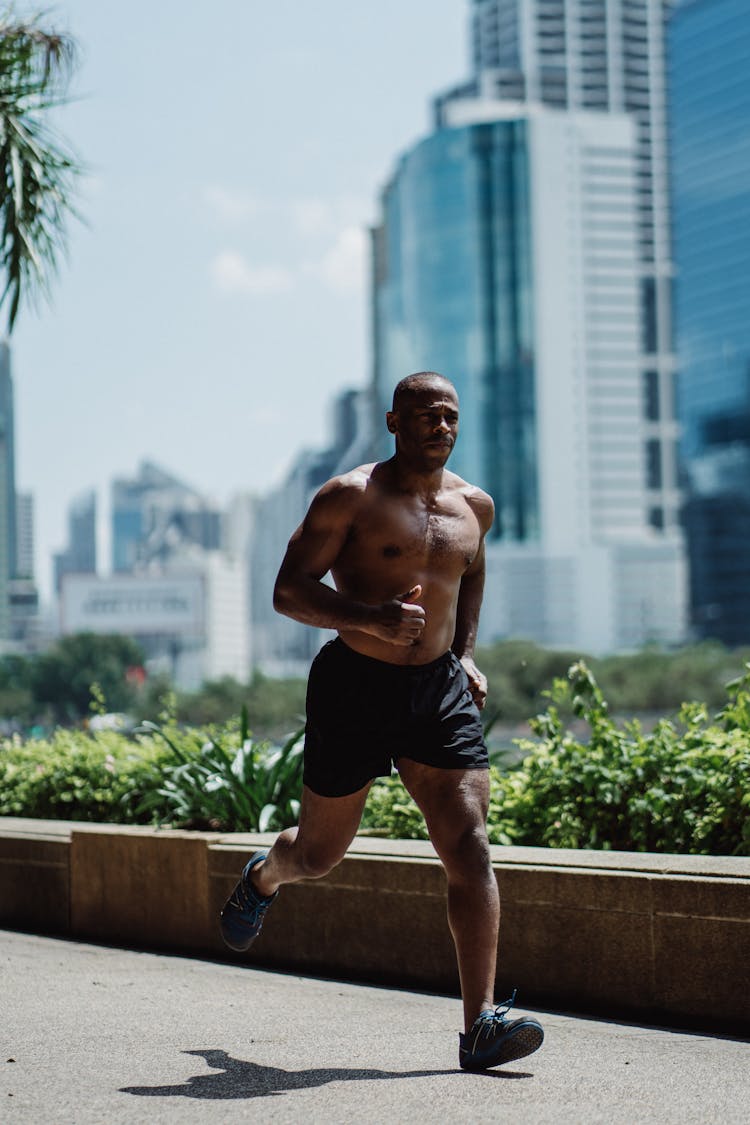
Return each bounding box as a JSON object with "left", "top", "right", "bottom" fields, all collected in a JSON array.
[
  {"left": 452, "top": 490, "right": 494, "bottom": 709},
  {"left": 273, "top": 474, "right": 425, "bottom": 646}
]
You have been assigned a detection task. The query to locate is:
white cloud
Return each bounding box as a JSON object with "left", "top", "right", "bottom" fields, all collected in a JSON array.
[
  {"left": 209, "top": 222, "right": 367, "bottom": 300},
  {"left": 290, "top": 196, "right": 370, "bottom": 240},
  {"left": 209, "top": 251, "right": 293, "bottom": 296},
  {"left": 311, "top": 226, "right": 367, "bottom": 294}
]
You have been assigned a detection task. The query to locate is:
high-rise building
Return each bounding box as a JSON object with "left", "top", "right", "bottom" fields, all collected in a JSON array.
[
  {"left": 372, "top": 0, "right": 686, "bottom": 651},
  {"left": 669, "top": 0, "right": 750, "bottom": 643},
  {"left": 435, "top": 0, "right": 680, "bottom": 533},
  {"left": 111, "top": 461, "right": 222, "bottom": 574},
  {"left": 373, "top": 102, "right": 684, "bottom": 651},
  {"left": 252, "top": 388, "right": 372, "bottom": 674},
  {"left": 53, "top": 490, "right": 97, "bottom": 596},
  {"left": 0, "top": 342, "right": 17, "bottom": 640},
  {"left": 15, "top": 492, "right": 34, "bottom": 579}
]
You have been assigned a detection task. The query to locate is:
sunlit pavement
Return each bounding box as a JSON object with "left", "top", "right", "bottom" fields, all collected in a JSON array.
[{"left": 2, "top": 929, "right": 748, "bottom": 1124}]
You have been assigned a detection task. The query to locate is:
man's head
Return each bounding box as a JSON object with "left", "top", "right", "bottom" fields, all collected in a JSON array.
[
  {"left": 386, "top": 371, "right": 459, "bottom": 468},
  {"left": 390, "top": 371, "right": 456, "bottom": 413}
]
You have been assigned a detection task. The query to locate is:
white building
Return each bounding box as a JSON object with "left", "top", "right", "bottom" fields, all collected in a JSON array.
[{"left": 60, "top": 551, "right": 249, "bottom": 692}]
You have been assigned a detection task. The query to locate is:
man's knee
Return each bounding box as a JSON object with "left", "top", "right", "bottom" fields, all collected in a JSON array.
[
  {"left": 297, "top": 842, "right": 345, "bottom": 879},
  {"left": 436, "top": 821, "right": 493, "bottom": 880}
]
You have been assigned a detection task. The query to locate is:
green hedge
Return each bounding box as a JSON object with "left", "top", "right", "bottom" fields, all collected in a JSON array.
[
  {"left": 0, "top": 726, "right": 171, "bottom": 823},
  {"left": 362, "top": 662, "right": 750, "bottom": 855},
  {"left": 2, "top": 664, "right": 749, "bottom": 855}
]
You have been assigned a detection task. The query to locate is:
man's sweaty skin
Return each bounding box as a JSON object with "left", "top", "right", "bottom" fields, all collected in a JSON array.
[{"left": 273, "top": 378, "right": 494, "bottom": 707}]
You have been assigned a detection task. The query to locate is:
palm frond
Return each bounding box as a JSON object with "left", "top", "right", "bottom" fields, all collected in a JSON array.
[{"left": 0, "top": 7, "right": 81, "bottom": 330}]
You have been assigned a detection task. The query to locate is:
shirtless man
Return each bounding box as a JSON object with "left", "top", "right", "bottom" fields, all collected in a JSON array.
[{"left": 221, "top": 372, "right": 544, "bottom": 1070}]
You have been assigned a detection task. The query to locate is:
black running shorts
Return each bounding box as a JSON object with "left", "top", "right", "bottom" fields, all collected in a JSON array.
[{"left": 302, "top": 637, "right": 489, "bottom": 798}]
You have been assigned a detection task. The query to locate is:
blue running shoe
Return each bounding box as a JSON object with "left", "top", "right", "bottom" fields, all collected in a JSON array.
[
  {"left": 459, "top": 990, "right": 544, "bottom": 1071},
  {"left": 220, "top": 852, "right": 278, "bottom": 952}
]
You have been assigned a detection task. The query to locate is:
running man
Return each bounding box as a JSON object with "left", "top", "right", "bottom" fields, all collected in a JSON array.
[{"left": 221, "top": 371, "right": 544, "bottom": 1070}]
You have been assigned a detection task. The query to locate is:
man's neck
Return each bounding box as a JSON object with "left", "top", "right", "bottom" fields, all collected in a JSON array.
[{"left": 386, "top": 454, "right": 445, "bottom": 497}]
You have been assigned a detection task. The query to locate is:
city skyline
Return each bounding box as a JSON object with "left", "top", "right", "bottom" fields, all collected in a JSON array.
[{"left": 13, "top": 0, "right": 466, "bottom": 600}]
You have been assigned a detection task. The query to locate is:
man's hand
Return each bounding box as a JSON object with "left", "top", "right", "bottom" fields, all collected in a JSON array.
[
  {"left": 460, "top": 655, "right": 487, "bottom": 710},
  {"left": 367, "top": 584, "right": 426, "bottom": 646}
]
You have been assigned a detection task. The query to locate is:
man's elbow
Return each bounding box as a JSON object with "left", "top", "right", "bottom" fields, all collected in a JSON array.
[{"left": 272, "top": 577, "right": 293, "bottom": 617}]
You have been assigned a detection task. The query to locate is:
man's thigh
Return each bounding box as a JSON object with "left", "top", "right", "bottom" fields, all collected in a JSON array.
[
  {"left": 396, "top": 758, "right": 490, "bottom": 854},
  {"left": 295, "top": 781, "right": 373, "bottom": 870}
]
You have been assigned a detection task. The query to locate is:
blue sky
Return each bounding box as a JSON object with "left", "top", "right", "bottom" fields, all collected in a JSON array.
[{"left": 13, "top": 0, "right": 467, "bottom": 598}]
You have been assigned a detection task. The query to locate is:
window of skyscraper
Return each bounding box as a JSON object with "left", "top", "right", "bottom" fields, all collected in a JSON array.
[
  {"left": 643, "top": 370, "right": 660, "bottom": 421},
  {"left": 646, "top": 439, "right": 662, "bottom": 489},
  {"left": 641, "top": 278, "right": 658, "bottom": 353}
]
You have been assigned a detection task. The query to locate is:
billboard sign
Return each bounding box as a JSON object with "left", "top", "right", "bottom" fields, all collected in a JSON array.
[{"left": 61, "top": 573, "right": 204, "bottom": 637}]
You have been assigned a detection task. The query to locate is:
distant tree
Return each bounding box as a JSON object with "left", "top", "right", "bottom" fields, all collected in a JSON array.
[
  {"left": 175, "top": 671, "right": 307, "bottom": 738},
  {"left": 0, "top": 7, "right": 81, "bottom": 330},
  {"left": 31, "top": 633, "right": 145, "bottom": 722},
  {"left": 0, "top": 650, "right": 33, "bottom": 724}
]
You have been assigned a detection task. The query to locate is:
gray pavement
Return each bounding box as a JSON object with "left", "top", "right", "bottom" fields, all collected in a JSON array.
[{"left": 2, "top": 930, "right": 747, "bottom": 1125}]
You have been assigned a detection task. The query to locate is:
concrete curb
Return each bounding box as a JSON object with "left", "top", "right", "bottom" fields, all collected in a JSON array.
[{"left": 1, "top": 816, "right": 748, "bottom": 1030}]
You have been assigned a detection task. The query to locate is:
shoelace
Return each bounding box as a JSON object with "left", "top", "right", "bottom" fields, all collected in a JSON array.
[
  {"left": 470, "top": 989, "right": 520, "bottom": 1050},
  {"left": 230, "top": 874, "right": 269, "bottom": 917},
  {"left": 483, "top": 988, "right": 518, "bottom": 1024}
]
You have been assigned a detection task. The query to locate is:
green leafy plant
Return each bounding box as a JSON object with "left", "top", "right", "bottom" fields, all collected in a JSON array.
[
  {"left": 361, "top": 767, "right": 520, "bottom": 847},
  {"left": 136, "top": 709, "right": 304, "bottom": 832},
  {"left": 508, "top": 661, "right": 750, "bottom": 854},
  {"left": 0, "top": 726, "right": 171, "bottom": 822},
  {"left": 0, "top": 7, "right": 82, "bottom": 330}
]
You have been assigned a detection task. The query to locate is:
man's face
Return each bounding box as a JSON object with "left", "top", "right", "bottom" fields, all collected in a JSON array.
[{"left": 387, "top": 383, "right": 459, "bottom": 466}]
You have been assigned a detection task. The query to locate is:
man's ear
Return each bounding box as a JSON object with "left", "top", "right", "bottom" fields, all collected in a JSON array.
[{"left": 386, "top": 410, "right": 398, "bottom": 434}]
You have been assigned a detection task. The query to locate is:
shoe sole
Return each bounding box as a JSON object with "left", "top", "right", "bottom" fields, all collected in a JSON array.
[
  {"left": 218, "top": 921, "right": 256, "bottom": 953},
  {"left": 493, "top": 1023, "right": 544, "bottom": 1065},
  {"left": 461, "top": 1022, "right": 544, "bottom": 1071}
]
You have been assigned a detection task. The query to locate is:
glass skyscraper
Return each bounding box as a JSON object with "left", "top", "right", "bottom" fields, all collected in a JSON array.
[
  {"left": 670, "top": 0, "right": 750, "bottom": 642},
  {"left": 436, "top": 0, "right": 680, "bottom": 533},
  {"left": 371, "top": 0, "right": 687, "bottom": 652},
  {"left": 374, "top": 100, "right": 685, "bottom": 652},
  {"left": 374, "top": 120, "right": 537, "bottom": 542}
]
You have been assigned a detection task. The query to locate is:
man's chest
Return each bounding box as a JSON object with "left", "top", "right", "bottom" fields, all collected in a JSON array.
[{"left": 344, "top": 496, "right": 481, "bottom": 571}]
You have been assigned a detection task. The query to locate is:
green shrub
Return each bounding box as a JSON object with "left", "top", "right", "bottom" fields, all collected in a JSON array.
[
  {"left": 361, "top": 768, "right": 521, "bottom": 847},
  {"left": 136, "top": 712, "right": 304, "bottom": 832},
  {"left": 0, "top": 727, "right": 171, "bottom": 823},
  {"left": 3, "top": 666, "right": 749, "bottom": 855},
  {"left": 0, "top": 712, "right": 304, "bottom": 833},
  {"left": 361, "top": 662, "right": 750, "bottom": 855},
  {"left": 508, "top": 661, "right": 750, "bottom": 855}
]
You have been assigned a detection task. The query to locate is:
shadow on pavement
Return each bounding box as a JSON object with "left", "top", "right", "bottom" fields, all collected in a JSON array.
[{"left": 120, "top": 1048, "right": 532, "bottom": 1099}]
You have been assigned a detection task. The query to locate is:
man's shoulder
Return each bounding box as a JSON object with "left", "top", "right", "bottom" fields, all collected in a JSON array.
[
  {"left": 317, "top": 462, "right": 378, "bottom": 498},
  {"left": 309, "top": 464, "right": 378, "bottom": 517},
  {"left": 444, "top": 471, "right": 495, "bottom": 528}
]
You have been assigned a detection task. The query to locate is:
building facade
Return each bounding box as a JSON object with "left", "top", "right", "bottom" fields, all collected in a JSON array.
[
  {"left": 252, "top": 388, "right": 373, "bottom": 675},
  {"left": 373, "top": 101, "right": 684, "bottom": 651},
  {"left": 53, "top": 489, "right": 97, "bottom": 596},
  {"left": 670, "top": 0, "right": 750, "bottom": 642},
  {"left": 15, "top": 492, "right": 34, "bottom": 579},
  {"left": 60, "top": 553, "right": 249, "bottom": 692},
  {"left": 111, "top": 461, "right": 222, "bottom": 575},
  {"left": 435, "top": 0, "right": 680, "bottom": 534}
]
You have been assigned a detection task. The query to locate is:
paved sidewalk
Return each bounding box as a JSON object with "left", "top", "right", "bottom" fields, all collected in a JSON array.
[{"left": 2, "top": 930, "right": 748, "bottom": 1124}]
